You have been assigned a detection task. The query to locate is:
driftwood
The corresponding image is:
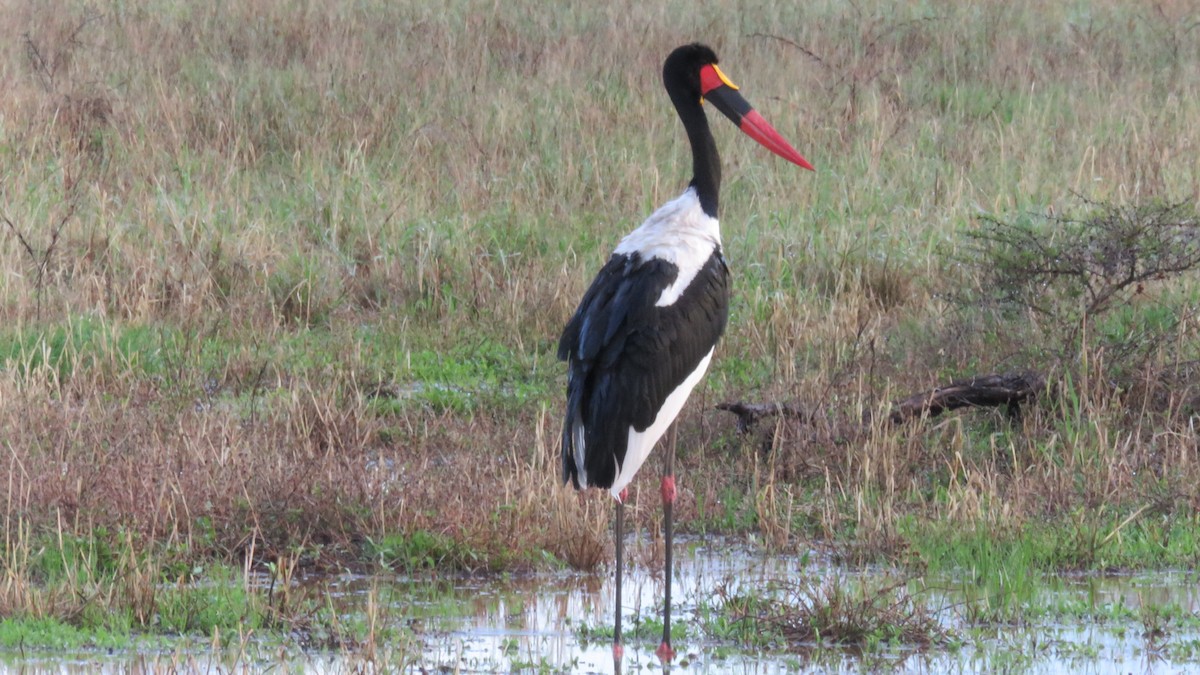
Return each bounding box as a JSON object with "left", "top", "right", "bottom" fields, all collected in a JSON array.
[{"left": 718, "top": 371, "right": 1045, "bottom": 432}]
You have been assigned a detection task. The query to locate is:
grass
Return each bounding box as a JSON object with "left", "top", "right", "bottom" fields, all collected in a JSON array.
[
  {"left": 0, "top": 522, "right": 373, "bottom": 645},
  {"left": 575, "top": 616, "right": 689, "bottom": 647},
  {"left": 363, "top": 530, "right": 486, "bottom": 572},
  {"left": 695, "top": 573, "right": 948, "bottom": 656},
  {"left": 1, "top": 0, "right": 1199, "bottom": 663}
]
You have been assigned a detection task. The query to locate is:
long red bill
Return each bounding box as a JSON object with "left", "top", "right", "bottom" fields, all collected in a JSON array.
[{"left": 739, "top": 109, "right": 814, "bottom": 171}]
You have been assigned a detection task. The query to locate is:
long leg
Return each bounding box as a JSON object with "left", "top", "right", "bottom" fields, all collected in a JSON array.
[
  {"left": 656, "top": 424, "right": 678, "bottom": 662},
  {"left": 613, "top": 497, "right": 625, "bottom": 668}
]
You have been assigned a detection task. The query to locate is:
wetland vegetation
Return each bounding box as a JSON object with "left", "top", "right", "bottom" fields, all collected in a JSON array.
[{"left": 1, "top": 0, "right": 1198, "bottom": 670}]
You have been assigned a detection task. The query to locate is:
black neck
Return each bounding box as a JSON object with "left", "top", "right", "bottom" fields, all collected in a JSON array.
[{"left": 675, "top": 100, "right": 721, "bottom": 218}]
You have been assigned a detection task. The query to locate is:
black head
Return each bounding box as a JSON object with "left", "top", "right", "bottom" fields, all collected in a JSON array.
[{"left": 662, "top": 43, "right": 720, "bottom": 108}]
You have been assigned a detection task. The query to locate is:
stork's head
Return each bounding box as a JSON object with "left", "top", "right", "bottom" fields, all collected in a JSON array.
[{"left": 663, "top": 43, "right": 814, "bottom": 171}]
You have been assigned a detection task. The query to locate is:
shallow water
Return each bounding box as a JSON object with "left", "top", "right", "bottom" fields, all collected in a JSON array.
[
  {"left": 350, "top": 536, "right": 1200, "bottom": 674},
  {"left": 4, "top": 537, "right": 1198, "bottom": 673}
]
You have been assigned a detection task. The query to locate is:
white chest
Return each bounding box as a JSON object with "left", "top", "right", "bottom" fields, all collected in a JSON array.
[{"left": 613, "top": 187, "right": 721, "bottom": 307}]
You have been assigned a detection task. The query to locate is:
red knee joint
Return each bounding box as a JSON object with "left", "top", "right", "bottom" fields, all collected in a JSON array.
[
  {"left": 660, "top": 475, "right": 676, "bottom": 505},
  {"left": 613, "top": 642, "right": 624, "bottom": 660},
  {"left": 618, "top": 487, "right": 629, "bottom": 503},
  {"left": 656, "top": 640, "right": 676, "bottom": 661}
]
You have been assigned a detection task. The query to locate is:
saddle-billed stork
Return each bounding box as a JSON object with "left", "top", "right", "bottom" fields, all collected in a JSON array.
[{"left": 558, "top": 43, "right": 812, "bottom": 664}]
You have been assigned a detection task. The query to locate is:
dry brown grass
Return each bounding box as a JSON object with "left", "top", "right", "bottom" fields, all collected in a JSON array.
[{"left": 0, "top": 0, "right": 1197, "bottom": 605}]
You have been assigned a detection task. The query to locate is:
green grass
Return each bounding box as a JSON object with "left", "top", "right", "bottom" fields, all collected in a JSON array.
[
  {"left": 0, "top": 525, "right": 408, "bottom": 660},
  {"left": 0, "top": 318, "right": 183, "bottom": 380},
  {"left": 901, "top": 514, "right": 1200, "bottom": 625},
  {"left": 575, "top": 615, "right": 689, "bottom": 647},
  {"left": 363, "top": 530, "right": 484, "bottom": 572},
  {"left": 911, "top": 515, "right": 1200, "bottom": 577},
  {"left": 0, "top": 617, "right": 133, "bottom": 651}
]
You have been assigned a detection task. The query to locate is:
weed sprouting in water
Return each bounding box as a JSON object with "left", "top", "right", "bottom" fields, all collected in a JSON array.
[
  {"left": 507, "top": 654, "right": 578, "bottom": 674},
  {"left": 707, "top": 574, "right": 948, "bottom": 652},
  {"left": 575, "top": 614, "right": 689, "bottom": 647}
]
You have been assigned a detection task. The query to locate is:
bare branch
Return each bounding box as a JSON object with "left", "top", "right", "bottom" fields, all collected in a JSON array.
[
  {"left": 716, "top": 401, "right": 812, "bottom": 434},
  {"left": 746, "top": 32, "right": 832, "bottom": 71},
  {"left": 2, "top": 215, "right": 38, "bottom": 260}
]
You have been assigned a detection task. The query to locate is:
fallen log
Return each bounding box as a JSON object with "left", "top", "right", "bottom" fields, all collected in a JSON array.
[
  {"left": 717, "top": 371, "right": 1046, "bottom": 432},
  {"left": 884, "top": 371, "right": 1045, "bottom": 425}
]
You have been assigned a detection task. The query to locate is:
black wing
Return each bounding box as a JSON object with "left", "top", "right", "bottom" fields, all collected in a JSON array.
[{"left": 559, "top": 250, "right": 729, "bottom": 489}]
